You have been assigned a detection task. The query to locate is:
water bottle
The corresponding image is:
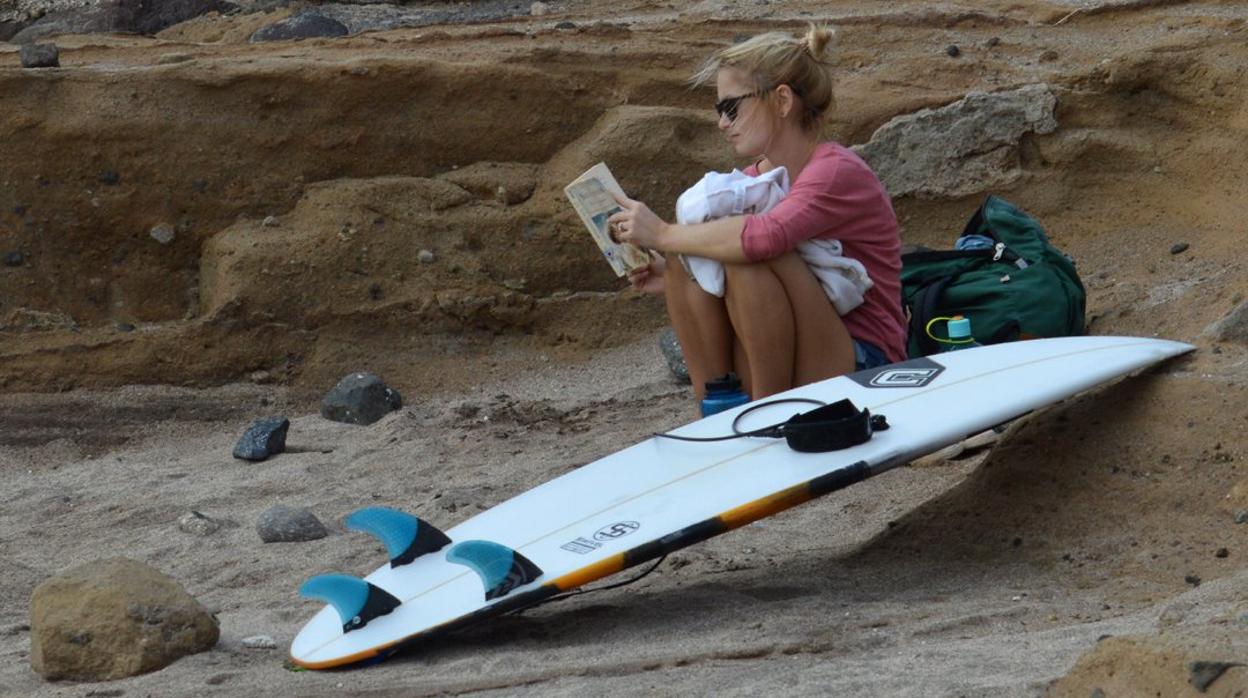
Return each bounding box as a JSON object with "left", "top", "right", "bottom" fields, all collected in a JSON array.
[
  {"left": 943, "top": 315, "right": 983, "bottom": 352},
  {"left": 701, "top": 372, "right": 750, "bottom": 417}
]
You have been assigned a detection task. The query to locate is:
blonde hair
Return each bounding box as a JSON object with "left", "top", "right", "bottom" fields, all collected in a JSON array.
[{"left": 692, "top": 24, "right": 837, "bottom": 132}]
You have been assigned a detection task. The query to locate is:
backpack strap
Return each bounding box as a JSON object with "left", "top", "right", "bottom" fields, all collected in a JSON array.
[{"left": 908, "top": 274, "right": 955, "bottom": 356}]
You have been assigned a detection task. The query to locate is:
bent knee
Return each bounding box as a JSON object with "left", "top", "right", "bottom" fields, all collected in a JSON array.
[{"left": 723, "top": 251, "right": 803, "bottom": 286}]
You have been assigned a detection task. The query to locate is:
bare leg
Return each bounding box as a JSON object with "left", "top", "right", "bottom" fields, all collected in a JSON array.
[
  {"left": 724, "top": 251, "right": 854, "bottom": 398},
  {"left": 663, "top": 257, "right": 733, "bottom": 400}
]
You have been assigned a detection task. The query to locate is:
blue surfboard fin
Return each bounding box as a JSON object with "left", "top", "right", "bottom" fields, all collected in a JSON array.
[
  {"left": 344, "top": 506, "right": 452, "bottom": 568},
  {"left": 446, "top": 540, "right": 544, "bottom": 601},
  {"left": 299, "top": 574, "right": 401, "bottom": 633}
]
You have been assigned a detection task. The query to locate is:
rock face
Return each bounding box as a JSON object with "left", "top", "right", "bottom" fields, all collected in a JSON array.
[
  {"left": 320, "top": 372, "right": 402, "bottom": 425},
  {"left": 853, "top": 84, "right": 1058, "bottom": 199},
  {"left": 29, "top": 558, "right": 219, "bottom": 681},
  {"left": 11, "top": 0, "right": 236, "bottom": 43},
  {"left": 232, "top": 416, "right": 289, "bottom": 461},
  {"left": 249, "top": 12, "right": 349, "bottom": 42}
]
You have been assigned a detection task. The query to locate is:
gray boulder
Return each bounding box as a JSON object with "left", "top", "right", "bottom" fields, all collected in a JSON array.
[
  {"left": 29, "top": 558, "right": 219, "bottom": 681},
  {"left": 853, "top": 84, "right": 1058, "bottom": 199},
  {"left": 232, "top": 416, "right": 289, "bottom": 461},
  {"left": 256, "top": 505, "right": 327, "bottom": 543},
  {"left": 321, "top": 371, "right": 401, "bottom": 425},
  {"left": 249, "top": 12, "right": 348, "bottom": 42},
  {"left": 19, "top": 42, "right": 58, "bottom": 67}
]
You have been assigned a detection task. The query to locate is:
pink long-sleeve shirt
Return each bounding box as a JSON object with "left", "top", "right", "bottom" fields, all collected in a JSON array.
[{"left": 742, "top": 142, "right": 907, "bottom": 364}]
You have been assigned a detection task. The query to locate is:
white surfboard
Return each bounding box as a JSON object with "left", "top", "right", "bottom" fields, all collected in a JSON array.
[{"left": 290, "top": 336, "right": 1192, "bottom": 669}]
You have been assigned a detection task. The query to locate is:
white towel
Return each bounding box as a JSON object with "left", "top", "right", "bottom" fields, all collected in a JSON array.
[{"left": 673, "top": 168, "right": 874, "bottom": 316}]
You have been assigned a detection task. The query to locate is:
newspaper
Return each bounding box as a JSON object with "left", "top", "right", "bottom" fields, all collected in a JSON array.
[{"left": 564, "top": 162, "right": 652, "bottom": 277}]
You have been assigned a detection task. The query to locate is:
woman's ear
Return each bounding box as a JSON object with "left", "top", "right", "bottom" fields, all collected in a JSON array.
[{"left": 775, "top": 84, "right": 798, "bottom": 120}]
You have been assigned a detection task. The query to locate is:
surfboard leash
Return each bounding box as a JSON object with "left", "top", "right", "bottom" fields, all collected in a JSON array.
[
  {"left": 513, "top": 555, "right": 669, "bottom": 612},
  {"left": 654, "top": 397, "right": 888, "bottom": 453}
]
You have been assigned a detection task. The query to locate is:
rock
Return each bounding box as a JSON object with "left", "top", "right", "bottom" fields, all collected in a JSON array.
[
  {"left": 232, "top": 416, "right": 290, "bottom": 461},
  {"left": 945, "top": 45, "right": 960, "bottom": 58},
  {"left": 29, "top": 558, "right": 219, "bottom": 681},
  {"left": 1189, "top": 661, "right": 1243, "bottom": 692},
  {"left": 250, "top": 12, "right": 349, "bottom": 42},
  {"left": 3, "top": 250, "right": 23, "bottom": 267},
  {"left": 99, "top": 170, "right": 121, "bottom": 185},
  {"left": 20, "top": 43, "right": 59, "bottom": 69},
  {"left": 1184, "top": 574, "right": 1201, "bottom": 587},
  {"left": 262, "top": 215, "right": 279, "bottom": 227},
  {"left": 177, "top": 511, "right": 221, "bottom": 536},
  {"left": 13, "top": 0, "right": 235, "bottom": 43},
  {"left": 1236, "top": 510, "right": 1248, "bottom": 524},
  {"left": 853, "top": 84, "right": 1058, "bottom": 199},
  {"left": 418, "top": 249, "right": 435, "bottom": 263},
  {"left": 256, "top": 505, "right": 327, "bottom": 543},
  {"left": 241, "top": 634, "right": 277, "bottom": 649},
  {"left": 116, "top": 322, "right": 135, "bottom": 332},
  {"left": 1215, "top": 547, "right": 1229, "bottom": 558},
  {"left": 555, "top": 20, "right": 576, "bottom": 29},
  {"left": 321, "top": 372, "right": 402, "bottom": 425},
  {"left": 1039, "top": 49, "right": 1059, "bottom": 62},
  {"left": 1170, "top": 242, "right": 1190, "bottom": 255},
  {"left": 659, "top": 327, "right": 691, "bottom": 384},
  {"left": 1204, "top": 301, "right": 1248, "bottom": 343},
  {"left": 150, "top": 223, "right": 176, "bottom": 245},
  {"left": 531, "top": 1, "right": 550, "bottom": 16}
]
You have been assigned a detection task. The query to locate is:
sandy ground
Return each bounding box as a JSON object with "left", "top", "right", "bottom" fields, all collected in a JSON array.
[{"left": 2, "top": 0, "right": 1248, "bottom": 695}]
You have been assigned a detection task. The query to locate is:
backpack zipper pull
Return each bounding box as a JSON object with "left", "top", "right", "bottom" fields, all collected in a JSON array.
[{"left": 992, "top": 242, "right": 1006, "bottom": 261}]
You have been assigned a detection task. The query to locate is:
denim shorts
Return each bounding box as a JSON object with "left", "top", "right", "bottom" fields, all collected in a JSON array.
[{"left": 853, "top": 339, "right": 890, "bottom": 371}]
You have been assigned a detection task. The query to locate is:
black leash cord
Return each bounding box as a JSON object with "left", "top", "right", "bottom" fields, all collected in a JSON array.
[
  {"left": 517, "top": 555, "right": 668, "bottom": 612},
  {"left": 652, "top": 398, "right": 826, "bottom": 442}
]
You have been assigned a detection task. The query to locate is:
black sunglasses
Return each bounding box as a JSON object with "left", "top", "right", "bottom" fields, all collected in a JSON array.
[{"left": 714, "top": 91, "right": 763, "bottom": 122}]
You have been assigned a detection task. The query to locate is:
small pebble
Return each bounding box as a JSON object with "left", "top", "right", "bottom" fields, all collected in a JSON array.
[
  {"left": 1234, "top": 510, "right": 1248, "bottom": 524},
  {"left": 555, "top": 21, "right": 576, "bottom": 29},
  {"left": 418, "top": 249, "right": 435, "bottom": 263},
  {"left": 985, "top": 37, "right": 1000, "bottom": 48},
  {"left": 1215, "top": 547, "right": 1229, "bottom": 558},
  {"left": 1184, "top": 574, "right": 1201, "bottom": 586},
  {"left": 1170, "top": 242, "right": 1190, "bottom": 255},
  {"left": 150, "top": 223, "right": 176, "bottom": 245},
  {"left": 256, "top": 505, "right": 327, "bottom": 543},
  {"left": 530, "top": 1, "right": 549, "bottom": 16},
  {"left": 116, "top": 322, "right": 135, "bottom": 332},
  {"left": 178, "top": 510, "right": 222, "bottom": 536},
  {"left": 98, "top": 170, "right": 120, "bottom": 185},
  {"left": 262, "top": 215, "right": 280, "bottom": 227},
  {"left": 242, "top": 635, "right": 277, "bottom": 649},
  {"left": 3, "top": 251, "right": 24, "bottom": 267},
  {"left": 946, "top": 45, "right": 960, "bottom": 57},
  {"left": 1039, "top": 49, "right": 1059, "bottom": 62}
]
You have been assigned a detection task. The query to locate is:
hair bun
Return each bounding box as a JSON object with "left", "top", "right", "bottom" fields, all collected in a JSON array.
[{"left": 803, "top": 24, "right": 835, "bottom": 60}]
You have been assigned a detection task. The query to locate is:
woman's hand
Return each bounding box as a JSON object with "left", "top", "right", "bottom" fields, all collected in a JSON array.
[
  {"left": 607, "top": 193, "right": 669, "bottom": 252},
  {"left": 628, "top": 254, "right": 667, "bottom": 295}
]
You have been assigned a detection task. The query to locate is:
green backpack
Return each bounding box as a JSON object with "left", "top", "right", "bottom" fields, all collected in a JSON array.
[{"left": 901, "top": 196, "right": 1086, "bottom": 357}]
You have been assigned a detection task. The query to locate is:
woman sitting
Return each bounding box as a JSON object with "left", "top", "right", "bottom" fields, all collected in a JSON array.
[{"left": 609, "top": 25, "right": 907, "bottom": 400}]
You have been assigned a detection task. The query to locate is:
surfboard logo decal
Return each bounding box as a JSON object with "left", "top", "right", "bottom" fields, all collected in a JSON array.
[
  {"left": 593, "top": 521, "right": 640, "bottom": 541},
  {"left": 849, "top": 357, "right": 945, "bottom": 389}
]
